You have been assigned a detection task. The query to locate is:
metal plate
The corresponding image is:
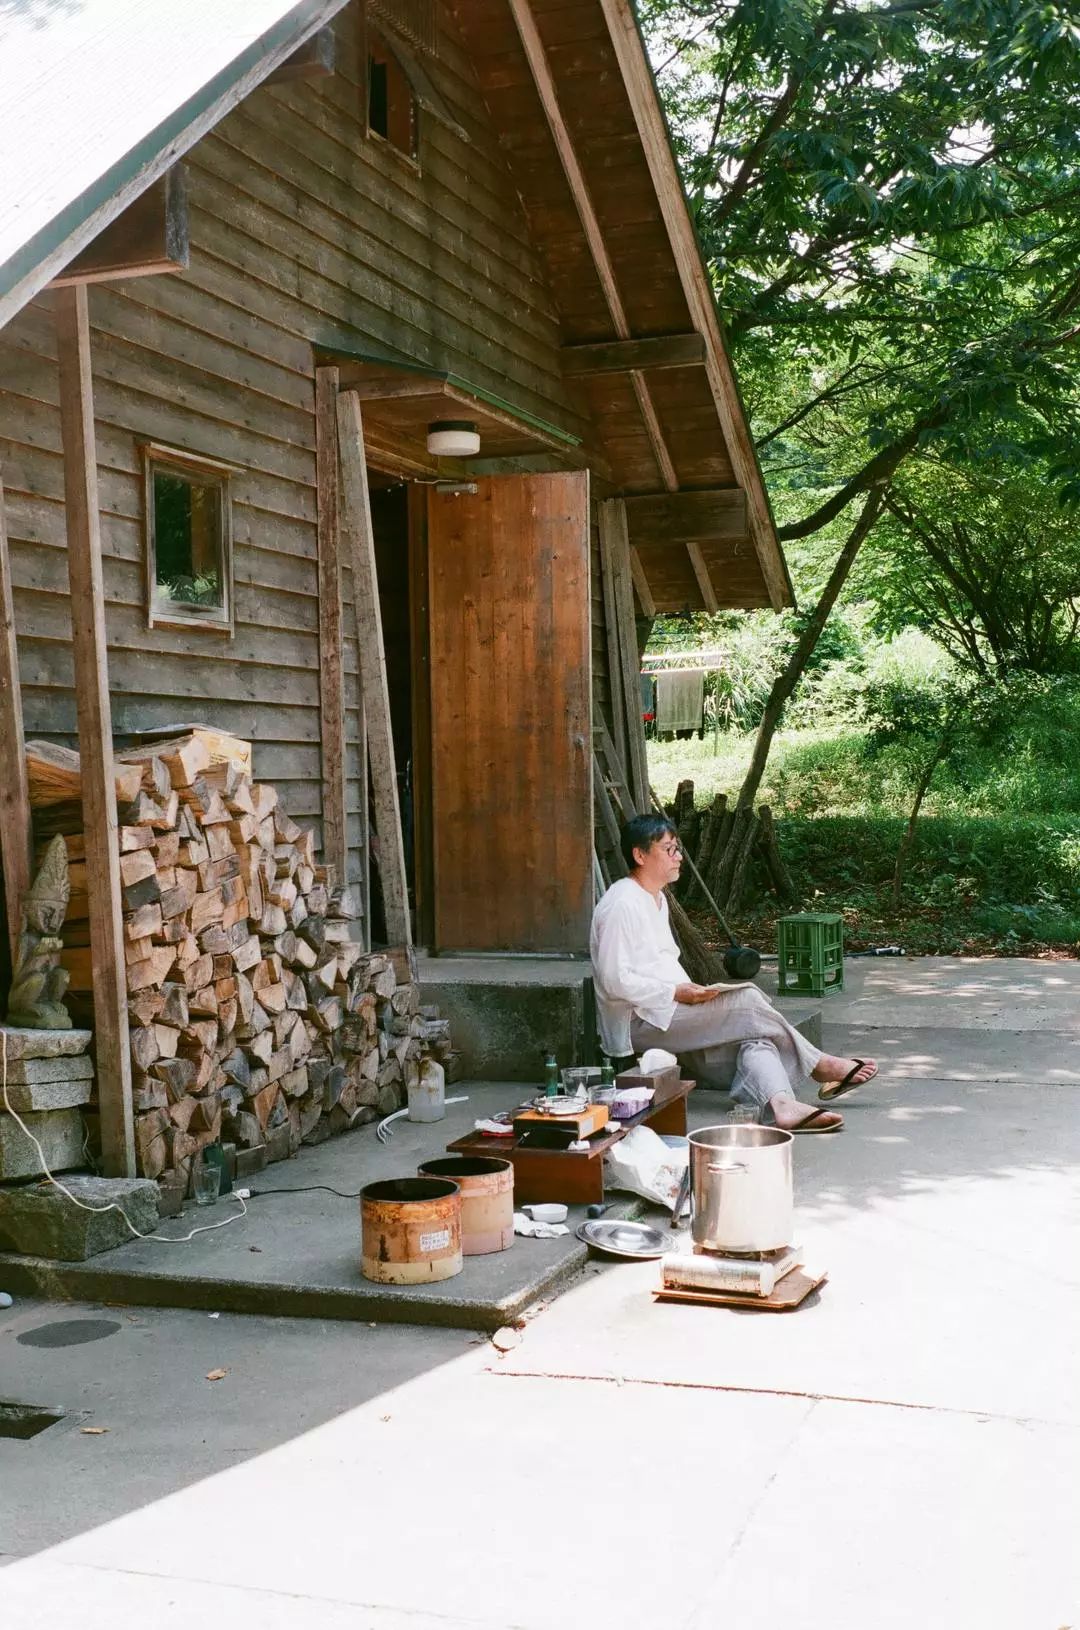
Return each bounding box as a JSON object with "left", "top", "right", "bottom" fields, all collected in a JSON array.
[{"left": 576, "top": 1219, "right": 670, "bottom": 1259}]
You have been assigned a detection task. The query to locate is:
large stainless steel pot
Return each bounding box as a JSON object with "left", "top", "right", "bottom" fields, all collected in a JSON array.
[{"left": 688, "top": 1124, "right": 793, "bottom": 1253}]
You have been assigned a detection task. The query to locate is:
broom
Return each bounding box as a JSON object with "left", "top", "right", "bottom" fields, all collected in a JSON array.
[{"left": 665, "top": 890, "right": 727, "bottom": 986}]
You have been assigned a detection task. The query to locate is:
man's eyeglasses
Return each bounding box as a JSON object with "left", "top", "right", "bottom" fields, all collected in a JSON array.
[{"left": 658, "top": 841, "right": 682, "bottom": 856}]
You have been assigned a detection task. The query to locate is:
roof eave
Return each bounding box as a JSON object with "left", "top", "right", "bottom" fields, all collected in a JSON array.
[
  {"left": 0, "top": 0, "right": 352, "bottom": 332},
  {"left": 598, "top": 0, "right": 793, "bottom": 611}
]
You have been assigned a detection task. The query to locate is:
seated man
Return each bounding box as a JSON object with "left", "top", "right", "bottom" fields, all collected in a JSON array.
[{"left": 591, "top": 813, "right": 877, "bottom": 1132}]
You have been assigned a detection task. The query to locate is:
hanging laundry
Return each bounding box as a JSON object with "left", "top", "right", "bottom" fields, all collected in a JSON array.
[{"left": 655, "top": 669, "right": 705, "bottom": 735}]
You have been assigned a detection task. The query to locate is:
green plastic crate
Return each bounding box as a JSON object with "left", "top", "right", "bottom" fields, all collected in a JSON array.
[{"left": 777, "top": 912, "right": 844, "bottom": 997}]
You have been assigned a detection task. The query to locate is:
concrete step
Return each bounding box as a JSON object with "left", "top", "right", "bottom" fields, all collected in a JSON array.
[{"left": 419, "top": 955, "right": 822, "bottom": 1080}]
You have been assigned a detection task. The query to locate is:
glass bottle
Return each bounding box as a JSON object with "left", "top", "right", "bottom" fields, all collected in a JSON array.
[{"left": 543, "top": 1051, "right": 559, "bottom": 1098}]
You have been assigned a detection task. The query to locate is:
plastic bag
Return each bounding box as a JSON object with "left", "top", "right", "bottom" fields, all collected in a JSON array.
[{"left": 603, "top": 1124, "right": 688, "bottom": 1213}]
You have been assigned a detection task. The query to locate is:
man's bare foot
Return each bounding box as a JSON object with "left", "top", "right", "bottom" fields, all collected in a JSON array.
[
  {"left": 769, "top": 1098, "right": 843, "bottom": 1132},
  {"left": 811, "top": 1054, "right": 877, "bottom": 1086}
]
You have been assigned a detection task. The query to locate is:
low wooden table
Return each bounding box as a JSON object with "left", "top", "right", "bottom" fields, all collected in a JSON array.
[{"left": 446, "top": 1078, "right": 695, "bottom": 1206}]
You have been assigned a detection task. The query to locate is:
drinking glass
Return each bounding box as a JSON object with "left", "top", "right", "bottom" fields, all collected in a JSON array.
[{"left": 192, "top": 1157, "right": 220, "bottom": 1207}]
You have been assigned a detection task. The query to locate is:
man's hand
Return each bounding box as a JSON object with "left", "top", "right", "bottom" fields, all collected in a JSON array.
[{"left": 674, "top": 982, "right": 723, "bottom": 1005}]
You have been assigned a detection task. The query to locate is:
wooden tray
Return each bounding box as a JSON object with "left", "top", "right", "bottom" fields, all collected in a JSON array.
[{"left": 653, "top": 1267, "right": 827, "bottom": 1311}]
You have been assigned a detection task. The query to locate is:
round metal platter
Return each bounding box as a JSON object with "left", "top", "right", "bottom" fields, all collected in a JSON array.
[{"left": 576, "top": 1219, "right": 670, "bottom": 1259}]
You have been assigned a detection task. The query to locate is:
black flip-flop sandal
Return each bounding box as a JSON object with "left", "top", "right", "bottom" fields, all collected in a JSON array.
[
  {"left": 818, "top": 1060, "right": 878, "bottom": 1102},
  {"left": 790, "top": 1106, "right": 843, "bottom": 1134}
]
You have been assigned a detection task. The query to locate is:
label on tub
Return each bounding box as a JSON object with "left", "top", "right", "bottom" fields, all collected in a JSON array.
[{"left": 420, "top": 1228, "right": 451, "bottom": 1253}]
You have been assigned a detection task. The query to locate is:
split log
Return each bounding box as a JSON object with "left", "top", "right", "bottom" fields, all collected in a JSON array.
[
  {"left": 27, "top": 740, "right": 142, "bottom": 808},
  {"left": 724, "top": 808, "right": 762, "bottom": 916},
  {"left": 756, "top": 805, "right": 798, "bottom": 905}
]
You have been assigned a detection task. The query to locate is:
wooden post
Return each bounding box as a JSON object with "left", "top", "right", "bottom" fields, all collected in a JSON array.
[
  {"left": 599, "top": 498, "right": 649, "bottom": 813},
  {"left": 0, "top": 470, "right": 31, "bottom": 964},
  {"left": 54, "top": 285, "right": 134, "bottom": 1177},
  {"left": 315, "top": 366, "right": 348, "bottom": 883},
  {"left": 356, "top": 698, "right": 371, "bottom": 951},
  {"left": 407, "top": 482, "right": 433, "bottom": 948},
  {"left": 336, "top": 391, "right": 411, "bottom": 946}
]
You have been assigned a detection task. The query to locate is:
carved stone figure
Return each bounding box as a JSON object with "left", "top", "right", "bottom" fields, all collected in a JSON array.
[{"left": 6, "top": 836, "right": 73, "bottom": 1030}]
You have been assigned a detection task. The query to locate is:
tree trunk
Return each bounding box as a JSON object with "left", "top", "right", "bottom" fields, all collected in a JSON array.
[
  {"left": 737, "top": 486, "right": 887, "bottom": 811},
  {"left": 892, "top": 736, "right": 953, "bottom": 905}
]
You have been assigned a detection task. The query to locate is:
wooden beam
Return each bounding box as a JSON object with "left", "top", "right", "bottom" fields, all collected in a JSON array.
[
  {"left": 597, "top": 0, "right": 790, "bottom": 612},
  {"left": 407, "top": 482, "right": 434, "bottom": 950},
  {"left": 506, "top": 0, "right": 679, "bottom": 496},
  {"left": 622, "top": 488, "right": 749, "bottom": 546},
  {"left": 598, "top": 496, "right": 628, "bottom": 800},
  {"left": 629, "top": 547, "right": 656, "bottom": 619},
  {"left": 686, "top": 541, "right": 719, "bottom": 615},
  {"left": 0, "top": 469, "right": 31, "bottom": 964},
  {"left": 315, "top": 366, "right": 348, "bottom": 885},
  {"left": 630, "top": 374, "right": 679, "bottom": 492},
  {"left": 507, "top": 0, "right": 627, "bottom": 332},
  {"left": 599, "top": 499, "right": 649, "bottom": 814},
  {"left": 50, "top": 171, "right": 189, "bottom": 288},
  {"left": 54, "top": 285, "right": 134, "bottom": 1177},
  {"left": 560, "top": 333, "right": 706, "bottom": 377},
  {"left": 336, "top": 391, "right": 411, "bottom": 946},
  {"left": 264, "top": 26, "right": 336, "bottom": 82}
]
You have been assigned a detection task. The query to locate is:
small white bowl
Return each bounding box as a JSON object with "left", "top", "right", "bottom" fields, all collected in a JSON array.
[{"left": 522, "top": 1203, "right": 569, "bottom": 1224}]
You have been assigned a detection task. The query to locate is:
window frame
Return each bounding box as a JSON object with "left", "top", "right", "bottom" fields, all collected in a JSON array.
[
  {"left": 364, "top": 28, "right": 422, "bottom": 169},
  {"left": 140, "top": 441, "right": 237, "bottom": 635}
]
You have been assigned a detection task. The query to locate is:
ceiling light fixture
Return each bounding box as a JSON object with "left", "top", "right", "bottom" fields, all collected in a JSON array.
[{"left": 426, "top": 419, "right": 480, "bottom": 457}]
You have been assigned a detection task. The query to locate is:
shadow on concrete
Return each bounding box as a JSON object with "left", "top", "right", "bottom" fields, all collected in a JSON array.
[
  {"left": 0, "top": 1297, "right": 476, "bottom": 1563},
  {"left": 687, "top": 1077, "right": 1080, "bottom": 1229}
]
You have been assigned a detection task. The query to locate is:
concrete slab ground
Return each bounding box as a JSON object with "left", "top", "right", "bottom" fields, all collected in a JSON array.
[
  {"left": 1, "top": 957, "right": 1078, "bottom": 1629},
  {"left": 0, "top": 1086, "right": 630, "bottom": 1332}
]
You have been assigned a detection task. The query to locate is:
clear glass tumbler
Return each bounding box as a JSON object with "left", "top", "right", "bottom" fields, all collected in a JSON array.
[
  {"left": 192, "top": 1157, "right": 220, "bottom": 1207},
  {"left": 726, "top": 1105, "right": 759, "bottom": 1127}
]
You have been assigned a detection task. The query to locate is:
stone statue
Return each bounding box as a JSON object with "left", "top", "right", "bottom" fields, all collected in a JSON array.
[{"left": 6, "top": 836, "right": 73, "bottom": 1030}]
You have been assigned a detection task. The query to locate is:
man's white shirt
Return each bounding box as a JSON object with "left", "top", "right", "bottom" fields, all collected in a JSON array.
[{"left": 589, "top": 876, "right": 690, "bottom": 1056}]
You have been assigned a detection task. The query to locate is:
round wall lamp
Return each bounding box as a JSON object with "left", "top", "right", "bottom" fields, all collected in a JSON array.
[{"left": 426, "top": 419, "right": 481, "bottom": 457}]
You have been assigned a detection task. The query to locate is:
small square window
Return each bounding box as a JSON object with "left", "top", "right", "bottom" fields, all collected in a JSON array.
[{"left": 142, "top": 445, "right": 234, "bottom": 631}]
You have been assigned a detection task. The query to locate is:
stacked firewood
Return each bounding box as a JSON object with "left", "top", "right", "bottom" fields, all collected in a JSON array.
[
  {"left": 663, "top": 778, "right": 798, "bottom": 917},
  {"left": 28, "top": 734, "right": 456, "bottom": 1196}
]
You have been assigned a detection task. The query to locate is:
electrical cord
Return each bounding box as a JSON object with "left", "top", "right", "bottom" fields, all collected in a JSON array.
[
  {"left": 248, "top": 1183, "right": 362, "bottom": 1199},
  {"left": 1, "top": 1031, "right": 248, "bottom": 1243}
]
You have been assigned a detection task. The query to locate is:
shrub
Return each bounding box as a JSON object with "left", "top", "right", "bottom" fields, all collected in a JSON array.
[{"left": 768, "top": 814, "right": 1080, "bottom": 911}]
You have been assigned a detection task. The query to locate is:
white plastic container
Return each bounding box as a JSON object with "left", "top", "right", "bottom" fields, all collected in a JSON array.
[{"left": 407, "top": 1057, "right": 446, "bottom": 1123}]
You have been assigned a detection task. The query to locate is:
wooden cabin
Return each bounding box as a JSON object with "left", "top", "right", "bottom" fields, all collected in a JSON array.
[{"left": 0, "top": 0, "right": 791, "bottom": 1173}]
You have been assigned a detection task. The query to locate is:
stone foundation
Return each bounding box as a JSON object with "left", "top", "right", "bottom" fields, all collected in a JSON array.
[
  {"left": 0, "top": 1024, "right": 94, "bottom": 1181},
  {"left": 0, "top": 1174, "right": 159, "bottom": 1259}
]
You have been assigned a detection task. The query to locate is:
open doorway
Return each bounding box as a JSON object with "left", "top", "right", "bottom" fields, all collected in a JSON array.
[{"left": 367, "top": 477, "right": 431, "bottom": 946}]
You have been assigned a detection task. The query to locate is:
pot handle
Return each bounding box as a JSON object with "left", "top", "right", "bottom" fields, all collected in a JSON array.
[{"left": 706, "top": 1161, "right": 748, "bottom": 1176}]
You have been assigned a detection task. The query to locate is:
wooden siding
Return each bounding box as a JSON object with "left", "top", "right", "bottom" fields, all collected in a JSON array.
[{"left": 0, "top": 1, "right": 585, "bottom": 887}]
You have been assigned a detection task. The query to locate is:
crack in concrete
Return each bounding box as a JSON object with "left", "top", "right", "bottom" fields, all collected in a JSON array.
[
  {"left": 24, "top": 1558, "right": 512, "bottom": 1628},
  {"left": 484, "top": 1365, "right": 1054, "bottom": 1428}
]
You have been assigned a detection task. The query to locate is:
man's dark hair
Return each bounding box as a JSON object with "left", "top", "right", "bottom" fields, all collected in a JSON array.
[{"left": 621, "top": 813, "right": 677, "bottom": 871}]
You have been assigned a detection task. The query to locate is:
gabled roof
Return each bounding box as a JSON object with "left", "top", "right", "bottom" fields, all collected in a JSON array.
[
  {"left": 0, "top": 0, "right": 349, "bottom": 327},
  {"left": 0, "top": 0, "right": 790, "bottom": 612}
]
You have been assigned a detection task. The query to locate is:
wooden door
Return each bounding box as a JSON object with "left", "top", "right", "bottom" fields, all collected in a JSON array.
[{"left": 427, "top": 473, "right": 592, "bottom": 953}]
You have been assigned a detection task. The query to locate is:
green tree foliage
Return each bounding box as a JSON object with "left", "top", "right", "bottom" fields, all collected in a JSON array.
[
  {"left": 641, "top": 0, "right": 1080, "bottom": 805},
  {"left": 641, "top": 0, "right": 1080, "bottom": 535},
  {"left": 866, "top": 464, "right": 1080, "bottom": 674}
]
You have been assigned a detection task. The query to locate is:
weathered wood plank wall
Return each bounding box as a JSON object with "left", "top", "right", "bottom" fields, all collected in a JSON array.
[{"left": 0, "top": 2, "right": 587, "bottom": 888}]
